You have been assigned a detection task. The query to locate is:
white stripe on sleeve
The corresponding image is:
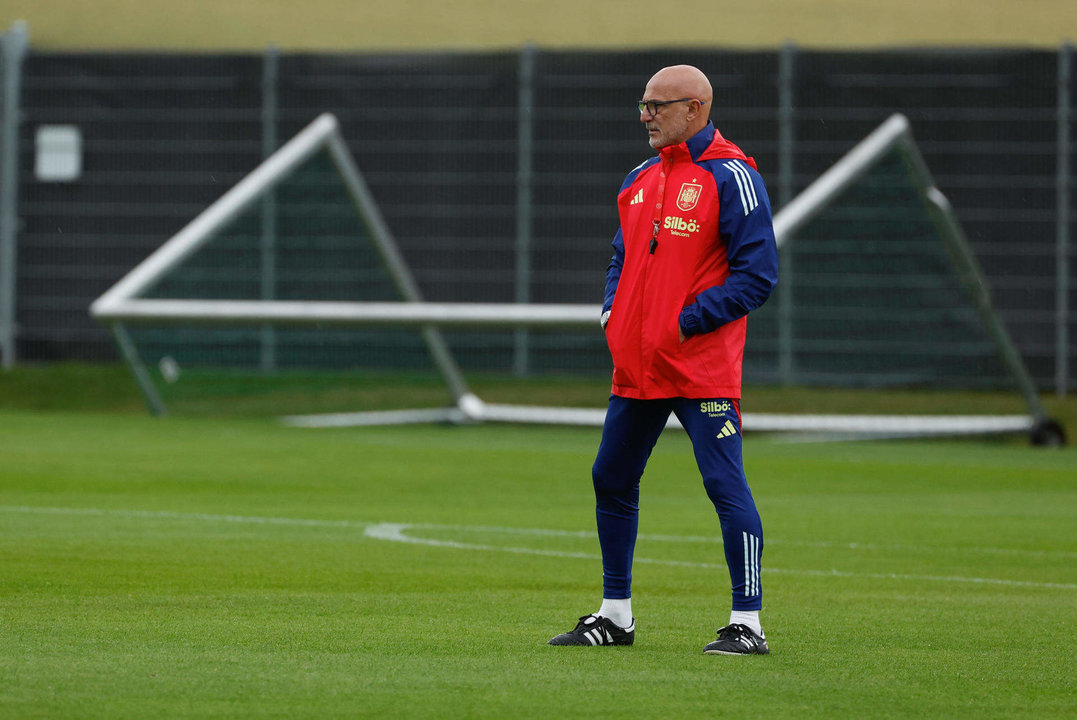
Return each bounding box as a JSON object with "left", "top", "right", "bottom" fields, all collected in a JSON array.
[
  {"left": 724, "top": 160, "right": 758, "bottom": 215},
  {"left": 736, "top": 160, "right": 759, "bottom": 208}
]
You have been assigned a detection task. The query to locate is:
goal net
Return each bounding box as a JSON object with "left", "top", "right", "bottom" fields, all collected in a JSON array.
[{"left": 90, "top": 113, "right": 1060, "bottom": 442}]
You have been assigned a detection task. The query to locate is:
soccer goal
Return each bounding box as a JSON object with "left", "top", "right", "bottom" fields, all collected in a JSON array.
[{"left": 90, "top": 113, "right": 1064, "bottom": 443}]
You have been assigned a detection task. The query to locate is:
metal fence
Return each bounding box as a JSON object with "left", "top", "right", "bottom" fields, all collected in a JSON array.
[{"left": 0, "top": 22, "right": 1073, "bottom": 393}]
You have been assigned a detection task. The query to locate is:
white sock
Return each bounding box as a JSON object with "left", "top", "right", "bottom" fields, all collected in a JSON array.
[
  {"left": 597, "top": 598, "right": 633, "bottom": 629},
  {"left": 729, "top": 610, "right": 763, "bottom": 637}
]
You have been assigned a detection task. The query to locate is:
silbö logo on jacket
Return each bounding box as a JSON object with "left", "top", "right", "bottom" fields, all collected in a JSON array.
[{"left": 663, "top": 216, "right": 700, "bottom": 237}]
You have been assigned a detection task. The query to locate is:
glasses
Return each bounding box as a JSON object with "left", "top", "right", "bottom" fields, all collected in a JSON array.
[{"left": 637, "top": 98, "right": 704, "bottom": 115}]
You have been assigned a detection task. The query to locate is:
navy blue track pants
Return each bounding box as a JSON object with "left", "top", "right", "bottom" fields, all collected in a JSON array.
[{"left": 591, "top": 395, "right": 763, "bottom": 611}]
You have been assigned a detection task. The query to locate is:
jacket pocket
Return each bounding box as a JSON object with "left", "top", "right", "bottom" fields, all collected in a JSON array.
[{"left": 606, "top": 316, "right": 639, "bottom": 389}]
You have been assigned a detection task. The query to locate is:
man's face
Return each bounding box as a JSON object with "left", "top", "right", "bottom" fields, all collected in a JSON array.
[{"left": 639, "top": 85, "right": 692, "bottom": 149}]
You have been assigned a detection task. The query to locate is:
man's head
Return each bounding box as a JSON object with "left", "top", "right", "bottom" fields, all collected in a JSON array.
[{"left": 639, "top": 65, "right": 713, "bottom": 149}]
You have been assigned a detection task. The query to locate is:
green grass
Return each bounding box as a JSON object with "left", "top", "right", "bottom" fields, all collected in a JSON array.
[
  {"left": 2, "top": 363, "right": 1075, "bottom": 439},
  {"left": 1, "top": 403, "right": 1075, "bottom": 718}
]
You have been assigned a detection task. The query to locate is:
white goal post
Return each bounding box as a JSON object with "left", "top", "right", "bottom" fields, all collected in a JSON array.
[{"left": 90, "top": 113, "right": 1060, "bottom": 442}]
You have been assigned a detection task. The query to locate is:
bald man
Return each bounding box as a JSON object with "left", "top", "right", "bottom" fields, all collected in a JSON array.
[{"left": 548, "top": 66, "right": 779, "bottom": 655}]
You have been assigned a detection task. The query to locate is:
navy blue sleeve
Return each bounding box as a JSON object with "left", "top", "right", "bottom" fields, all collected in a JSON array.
[
  {"left": 679, "top": 160, "right": 779, "bottom": 336},
  {"left": 603, "top": 228, "right": 624, "bottom": 313}
]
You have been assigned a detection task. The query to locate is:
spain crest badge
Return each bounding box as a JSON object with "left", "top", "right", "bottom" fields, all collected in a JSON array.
[{"left": 676, "top": 182, "right": 702, "bottom": 212}]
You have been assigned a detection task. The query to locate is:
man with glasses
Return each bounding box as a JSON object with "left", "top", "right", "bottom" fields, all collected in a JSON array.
[{"left": 548, "top": 65, "right": 778, "bottom": 655}]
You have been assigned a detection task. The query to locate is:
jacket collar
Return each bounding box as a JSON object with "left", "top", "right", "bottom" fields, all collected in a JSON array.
[
  {"left": 658, "top": 122, "right": 752, "bottom": 166},
  {"left": 658, "top": 123, "right": 716, "bottom": 162},
  {"left": 686, "top": 122, "right": 718, "bottom": 161}
]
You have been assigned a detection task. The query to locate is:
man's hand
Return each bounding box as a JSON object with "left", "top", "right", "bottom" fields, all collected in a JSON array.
[{"left": 679, "top": 326, "right": 686, "bottom": 343}]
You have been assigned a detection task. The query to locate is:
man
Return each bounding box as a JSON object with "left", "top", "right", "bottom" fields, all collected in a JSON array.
[{"left": 548, "top": 65, "right": 778, "bottom": 655}]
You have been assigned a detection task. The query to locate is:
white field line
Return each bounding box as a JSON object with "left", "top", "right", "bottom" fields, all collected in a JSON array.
[
  {"left": 3, "top": 505, "right": 1076, "bottom": 591},
  {"left": 408, "top": 522, "right": 1077, "bottom": 560}
]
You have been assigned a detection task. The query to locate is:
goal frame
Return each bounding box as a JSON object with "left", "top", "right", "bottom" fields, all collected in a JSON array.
[{"left": 90, "top": 113, "right": 1055, "bottom": 440}]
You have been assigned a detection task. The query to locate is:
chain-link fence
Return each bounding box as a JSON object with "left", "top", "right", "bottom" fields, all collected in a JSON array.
[{"left": 1, "top": 26, "right": 1073, "bottom": 392}]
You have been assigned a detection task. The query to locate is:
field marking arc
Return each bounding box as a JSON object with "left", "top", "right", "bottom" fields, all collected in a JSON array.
[
  {"left": 3, "top": 505, "right": 1075, "bottom": 591},
  {"left": 362, "top": 523, "right": 1077, "bottom": 591},
  {"left": 404, "top": 521, "right": 1077, "bottom": 560}
]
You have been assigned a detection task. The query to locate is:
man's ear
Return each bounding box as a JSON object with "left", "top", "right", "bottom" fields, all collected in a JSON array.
[{"left": 685, "top": 101, "right": 701, "bottom": 123}]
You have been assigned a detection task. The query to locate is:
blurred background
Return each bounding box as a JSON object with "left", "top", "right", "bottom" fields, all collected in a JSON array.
[{"left": 0, "top": 1, "right": 1073, "bottom": 423}]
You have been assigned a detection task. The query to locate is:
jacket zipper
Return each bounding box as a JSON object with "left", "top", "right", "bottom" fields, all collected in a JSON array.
[{"left": 639, "top": 154, "right": 673, "bottom": 391}]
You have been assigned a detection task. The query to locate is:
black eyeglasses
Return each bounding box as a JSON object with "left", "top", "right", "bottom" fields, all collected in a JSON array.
[{"left": 637, "top": 98, "right": 704, "bottom": 115}]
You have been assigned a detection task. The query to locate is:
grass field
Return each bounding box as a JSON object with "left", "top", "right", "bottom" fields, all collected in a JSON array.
[
  {"left": 3, "top": 2, "right": 1074, "bottom": 714},
  {"left": 3, "top": 363, "right": 1076, "bottom": 432},
  {"left": 1, "top": 368, "right": 1075, "bottom": 717}
]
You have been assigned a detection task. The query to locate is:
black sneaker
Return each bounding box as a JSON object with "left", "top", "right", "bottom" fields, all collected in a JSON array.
[
  {"left": 703, "top": 623, "right": 769, "bottom": 655},
  {"left": 548, "top": 614, "right": 635, "bottom": 646}
]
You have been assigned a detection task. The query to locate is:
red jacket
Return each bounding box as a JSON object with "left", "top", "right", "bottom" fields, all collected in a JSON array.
[{"left": 603, "top": 123, "right": 779, "bottom": 400}]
